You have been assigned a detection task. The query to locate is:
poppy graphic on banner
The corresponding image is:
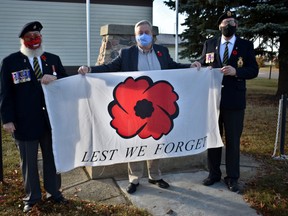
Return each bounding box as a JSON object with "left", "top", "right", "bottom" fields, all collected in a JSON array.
[{"left": 108, "top": 76, "right": 179, "bottom": 140}]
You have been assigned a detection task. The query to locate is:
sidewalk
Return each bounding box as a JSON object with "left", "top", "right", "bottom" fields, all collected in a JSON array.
[
  {"left": 60, "top": 152, "right": 261, "bottom": 216},
  {"left": 258, "top": 67, "right": 279, "bottom": 79}
]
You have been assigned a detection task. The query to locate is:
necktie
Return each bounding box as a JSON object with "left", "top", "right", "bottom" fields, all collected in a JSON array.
[
  {"left": 223, "top": 42, "right": 229, "bottom": 65},
  {"left": 33, "top": 57, "right": 42, "bottom": 79}
]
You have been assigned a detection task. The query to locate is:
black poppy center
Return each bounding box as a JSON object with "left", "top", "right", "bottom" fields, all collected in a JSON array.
[{"left": 134, "top": 99, "right": 154, "bottom": 119}]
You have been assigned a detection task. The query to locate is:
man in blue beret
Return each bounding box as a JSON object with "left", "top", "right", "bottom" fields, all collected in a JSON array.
[
  {"left": 199, "top": 11, "right": 259, "bottom": 192},
  {"left": 0, "top": 21, "right": 68, "bottom": 213}
]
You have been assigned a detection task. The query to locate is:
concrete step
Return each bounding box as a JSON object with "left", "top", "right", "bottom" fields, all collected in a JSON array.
[{"left": 85, "top": 152, "right": 207, "bottom": 179}]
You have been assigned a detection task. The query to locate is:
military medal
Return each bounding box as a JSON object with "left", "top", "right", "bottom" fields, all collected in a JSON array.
[
  {"left": 237, "top": 57, "right": 243, "bottom": 68},
  {"left": 52, "top": 65, "right": 57, "bottom": 76},
  {"left": 205, "top": 52, "right": 214, "bottom": 64},
  {"left": 19, "top": 69, "right": 31, "bottom": 82},
  {"left": 12, "top": 72, "right": 20, "bottom": 84},
  {"left": 12, "top": 69, "right": 31, "bottom": 84}
]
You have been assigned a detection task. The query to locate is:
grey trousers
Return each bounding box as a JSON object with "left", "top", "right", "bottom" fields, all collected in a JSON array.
[
  {"left": 15, "top": 130, "right": 62, "bottom": 205},
  {"left": 128, "top": 159, "right": 162, "bottom": 184}
]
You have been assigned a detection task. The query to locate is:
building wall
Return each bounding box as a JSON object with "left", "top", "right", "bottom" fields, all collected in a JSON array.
[
  {"left": 155, "top": 34, "right": 191, "bottom": 64},
  {"left": 0, "top": 0, "right": 152, "bottom": 69}
]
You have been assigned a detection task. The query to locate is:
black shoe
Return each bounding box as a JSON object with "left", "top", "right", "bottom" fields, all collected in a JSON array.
[
  {"left": 23, "top": 203, "right": 35, "bottom": 213},
  {"left": 148, "top": 179, "right": 170, "bottom": 189},
  {"left": 224, "top": 178, "right": 239, "bottom": 192},
  {"left": 48, "top": 196, "right": 69, "bottom": 204},
  {"left": 202, "top": 177, "right": 221, "bottom": 186},
  {"left": 126, "top": 183, "right": 139, "bottom": 194}
]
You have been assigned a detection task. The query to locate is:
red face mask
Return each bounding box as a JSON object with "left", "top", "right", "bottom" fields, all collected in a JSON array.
[{"left": 23, "top": 32, "right": 42, "bottom": 50}]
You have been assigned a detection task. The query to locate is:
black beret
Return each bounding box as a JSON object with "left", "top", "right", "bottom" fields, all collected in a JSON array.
[
  {"left": 217, "top": 11, "right": 236, "bottom": 26},
  {"left": 19, "top": 21, "right": 43, "bottom": 38}
]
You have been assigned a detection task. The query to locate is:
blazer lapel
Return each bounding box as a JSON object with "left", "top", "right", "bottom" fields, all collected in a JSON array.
[
  {"left": 21, "top": 53, "right": 42, "bottom": 84},
  {"left": 131, "top": 46, "right": 139, "bottom": 71},
  {"left": 40, "top": 53, "right": 48, "bottom": 75},
  {"left": 153, "top": 45, "right": 164, "bottom": 69},
  {"left": 19, "top": 52, "right": 38, "bottom": 83},
  {"left": 228, "top": 37, "right": 239, "bottom": 67},
  {"left": 216, "top": 37, "right": 222, "bottom": 66},
  {"left": 19, "top": 52, "right": 33, "bottom": 71}
]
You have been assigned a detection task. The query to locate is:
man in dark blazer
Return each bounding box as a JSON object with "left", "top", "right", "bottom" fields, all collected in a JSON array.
[
  {"left": 0, "top": 21, "right": 68, "bottom": 213},
  {"left": 78, "top": 20, "right": 201, "bottom": 194},
  {"left": 199, "top": 11, "right": 259, "bottom": 192}
]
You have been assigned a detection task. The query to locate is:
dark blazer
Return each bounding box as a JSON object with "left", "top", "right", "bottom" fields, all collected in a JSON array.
[
  {"left": 91, "top": 44, "right": 191, "bottom": 72},
  {"left": 200, "top": 36, "right": 259, "bottom": 109},
  {"left": 0, "top": 51, "right": 67, "bottom": 140}
]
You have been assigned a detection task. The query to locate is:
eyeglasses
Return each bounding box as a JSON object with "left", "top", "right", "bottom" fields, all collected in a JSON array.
[{"left": 221, "top": 20, "right": 236, "bottom": 26}]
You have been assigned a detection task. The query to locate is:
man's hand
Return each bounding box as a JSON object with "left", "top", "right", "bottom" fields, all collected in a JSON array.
[
  {"left": 190, "top": 61, "right": 201, "bottom": 70},
  {"left": 3, "top": 122, "right": 16, "bottom": 134},
  {"left": 220, "top": 65, "right": 237, "bottom": 76},
  {"left": 41, "top": 74, "right": 57, "bottom": 84},
  {"left": 78, "top": 66, "right": 91, "bottom": 75}
]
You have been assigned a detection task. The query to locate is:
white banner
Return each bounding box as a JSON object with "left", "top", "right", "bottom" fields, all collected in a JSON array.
[{"left": 42, "top": 68, "right": 224, "bottom": 173}]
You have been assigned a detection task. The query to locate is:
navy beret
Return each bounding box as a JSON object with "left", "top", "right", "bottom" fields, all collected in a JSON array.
[
  {"left": 217, "top": 11, "right": 236, "bottom": 26},
  {"left": 19, "top": 21, "right": 43, "bottom": 38}
]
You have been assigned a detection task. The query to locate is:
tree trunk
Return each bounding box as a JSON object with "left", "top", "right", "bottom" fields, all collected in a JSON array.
[{"left": 276, "top": 33, "right": 288, "bottom": 96}]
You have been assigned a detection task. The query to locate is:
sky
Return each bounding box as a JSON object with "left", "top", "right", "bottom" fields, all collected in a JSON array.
[{"left": 152, "top": 0, "right": 187, "bottom": 34}]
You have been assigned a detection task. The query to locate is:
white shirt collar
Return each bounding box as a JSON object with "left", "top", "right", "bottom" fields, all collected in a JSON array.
[
  {"left": 137, "top": 45, "right": 153, "bottom": 54},
  {"left": 221, "top": 35, "right": 236, "bottom": 45}
]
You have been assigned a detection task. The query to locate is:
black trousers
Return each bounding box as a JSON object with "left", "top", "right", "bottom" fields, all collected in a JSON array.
[
  {"left": 207, "top": 109, "right": 245, "bottom": 180},
  {"left": 15, "top": 129, "right": 62, "bottom": 205}
]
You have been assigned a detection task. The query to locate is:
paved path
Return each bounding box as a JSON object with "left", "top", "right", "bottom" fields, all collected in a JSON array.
[
  {"left": 258, "top": 68, "right": 278, "bottom": 79},
  {"left": 61, "top": 153, "right": 261, "bottom": 216},
  {"left": 117, "top": 171, "right": 258, "bottom": 216}
]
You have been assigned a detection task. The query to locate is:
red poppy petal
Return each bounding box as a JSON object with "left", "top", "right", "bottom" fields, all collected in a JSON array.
[
  {"left": 115, "top": 78, "right": 150, "bottom": 113},
  {"left": 144, "top": 82, "right": 178, "bottom": 115},
  {"left": 110, "top": 103, "right": 146, "bottom": 138},
  {"left": 138, "top": 106, "right": 172, "bottom": 139}
]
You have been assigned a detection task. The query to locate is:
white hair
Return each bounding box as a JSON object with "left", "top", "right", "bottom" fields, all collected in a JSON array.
[
  {"left": 134, "top": 20, "right": 152, "bottom": 32},
  {"left": 20, "top": 39, "right": 44, "bottom": 57}
]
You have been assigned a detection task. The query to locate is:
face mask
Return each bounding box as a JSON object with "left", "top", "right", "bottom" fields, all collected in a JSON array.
[
  {"left": 23, "top": 32, "right": 42, "bottom": 50},
  {"left": 136, "top": 33, "right": 152, "bottom": 47},
  {"left": 220, "top": 25, "right": 236, "bottom": 37}
]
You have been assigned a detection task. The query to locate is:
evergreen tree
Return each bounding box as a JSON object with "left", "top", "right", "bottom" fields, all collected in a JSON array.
[{"left": 164, "top": 0, "right": 288, "bottom": 95}]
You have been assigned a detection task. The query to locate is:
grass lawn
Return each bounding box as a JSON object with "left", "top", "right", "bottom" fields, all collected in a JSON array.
[
  {"left": 0, "top": 75, "right": 287, "bottom": 215},
  {"left": 243, "top": 77, "right": 288, "bottom": 216}
]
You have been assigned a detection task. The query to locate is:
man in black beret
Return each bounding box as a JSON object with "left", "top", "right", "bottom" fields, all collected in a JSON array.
[
  {"left": 199, "top": 11, "right": 259, "bottom": 192},
  {"left": 19, "top": 21, "right": 43, "bottom": 38},
  {"left": 217, "top": 10, "right": 236, "bottom": 26},
  {"left": 0, "top": 21, "right": 68, "bottom": 213}
]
